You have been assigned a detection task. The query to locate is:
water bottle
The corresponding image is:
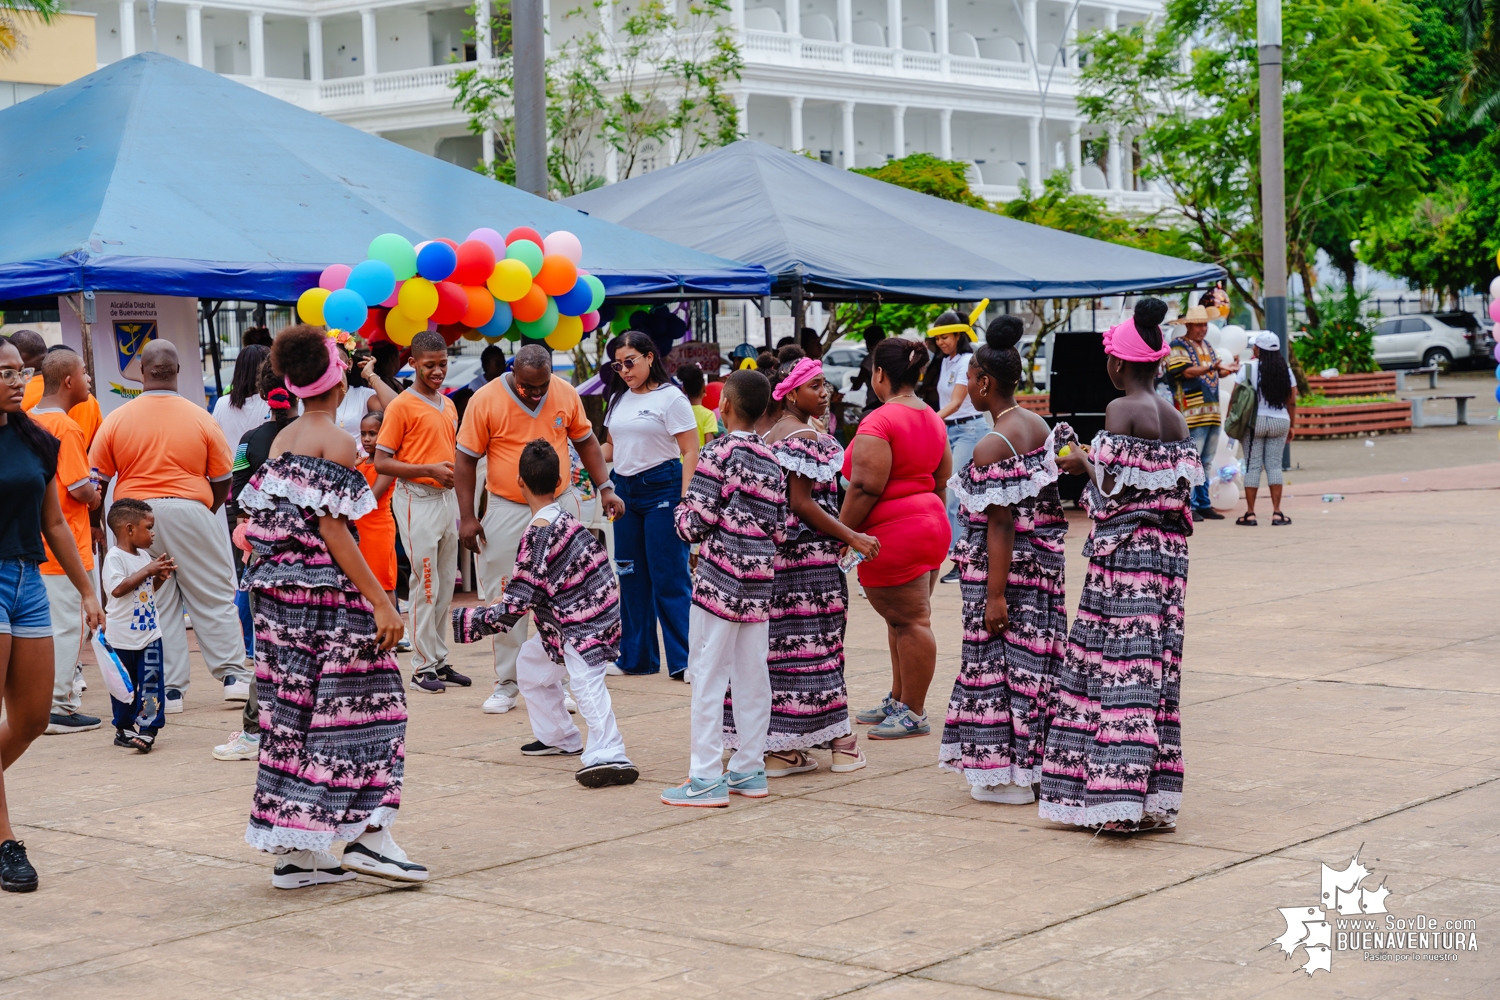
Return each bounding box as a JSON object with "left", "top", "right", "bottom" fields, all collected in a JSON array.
[
  {"left": 838, "top": 547, "right": 864, "bottom": 573},
  {"left": 1321, "top": 494, "right": 1344, "bottom": 503}
]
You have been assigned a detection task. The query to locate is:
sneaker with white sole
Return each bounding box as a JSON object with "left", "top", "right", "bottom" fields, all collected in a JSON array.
[
  {"left": 726, "top": 769, "right": 769, "bottom": 798},
  {"left": 576, "top": 761, "right": 640, "bottom": 787},
  {"left": 223, "top": 676, "right": 251, "bottom": 702},
  {"left": 855, "top": 694, "right": 895, "bottom": 725},
  {"left": 604, "top": 663, "right": 625, "bottom": 676},
  {"left": 410, "top": 670, "right": 446, "bottom": 694},
  {"left": 44, "top": 710, "right": 102, "bottom": 735},
  {"left": 164, "top": 690, "right": 184, "bottom": 714},
  {"left": 969, "top": 782, "right": 1034, "bottom": 804},
  {"left": 564, "top": 689, "right": 578, "bottom": 714},
  {"left": 342, "top": 828, "right": 428, "bottom": 883},
  {"left": 765, "top": 750, "right": 818, "bottom": 777},
  {"left": 521, "top": 740, "right": 581, "bottom": 756},
  {"left": 395, "top": 636, "right": 412, "bottom": 652},
  {"left": 273, "top": 849, "right": 357, "bottom": 889},
  {"left": 660, "top": 775, "right": 729, "bottom": 807},
  {"left": 482, "top": 688, "right": 517, "bottom": 714},
  {"left": 866, "top": 707, "right": 930, "bottom": 740},
  {"left": 830, "top": 737, "right": 867, "bottom": 773},
  {"left": 213, "top": 730, "right": 261, "bottom": 761}
]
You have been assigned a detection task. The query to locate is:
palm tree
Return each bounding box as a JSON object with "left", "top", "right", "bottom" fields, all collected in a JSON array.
[
  {"left": 1451, "top": 0, "right": 1500, "bottom": 125},
  {"left": 0, "top": 0, "right": 61, "bottom": 59}
]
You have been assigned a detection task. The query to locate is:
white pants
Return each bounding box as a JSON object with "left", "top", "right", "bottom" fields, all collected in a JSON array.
[
  {"left": 42, "top": 573, "right": 83, "bottom": 713},
  {"left": 147, "top": 498, "right": 247, "bottom": 694},
  {"left": 475, "top": 488, "right": 582, "bottom": 696},
  {"left": 688, "top": 606, "right": 771, "bottom": 780},
  {"left": 391, "top": 481, "right": 459, "bottom": 674},
  {"left": 516, "top": 634, "right": 630, "bottom": 767}
]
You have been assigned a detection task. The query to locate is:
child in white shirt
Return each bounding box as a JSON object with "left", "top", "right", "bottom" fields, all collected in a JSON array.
[{"left": 101, "top": 499, "right": 175, "bottom": 752}]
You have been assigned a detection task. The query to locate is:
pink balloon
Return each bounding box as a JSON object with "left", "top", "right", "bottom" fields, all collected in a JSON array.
[
  {"left": 1489, "top": 299, "right": 1500, "bottom": 324},
  {"left": 319, "top": 264, "right": 352, "bottom": 291},
  {"left": 543, "top": 230, "right": 583, "bottom": 265},
  {"left": 581, "top": 310, "right": 600, "bottom": 332},
  {"left": 468, "top": 227, "right": 507, "bottom": 257},
  {"left": 382, "top": 280, "right": 402, "bottom": 309}
]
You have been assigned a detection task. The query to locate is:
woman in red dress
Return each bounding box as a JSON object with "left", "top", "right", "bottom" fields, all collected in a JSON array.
[{"left": 840, "top": 337, "right": 952, "bottom": 740}]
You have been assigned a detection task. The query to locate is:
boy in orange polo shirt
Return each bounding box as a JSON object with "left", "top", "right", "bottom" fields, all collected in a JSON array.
[
  {"left": 375, "top": 331, "right": 469, "bottom": 694},
  {"left": 32, "top": 349, "right": 104, "bottom": 735}
]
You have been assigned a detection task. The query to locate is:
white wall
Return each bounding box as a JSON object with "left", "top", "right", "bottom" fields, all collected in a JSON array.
[
  {"left": 324, "top": 16, "right": 364, "bottom": 78},
  {"left": 428, "top": 8, "right": 472, "bottom": 64},
  {"left": 204, "top": 10, "right": 250, "bottom": 75},
  {"left": 265, "top": 17, "right": 308, "bottom": 79},
  {"left": 376, "top": 8, "right": 431, "bottom": 73}
]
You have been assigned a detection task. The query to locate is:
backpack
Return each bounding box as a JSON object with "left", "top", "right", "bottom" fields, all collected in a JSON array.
[{"left": 1224, "top": 374, "right": 1258, "bottom": 441}]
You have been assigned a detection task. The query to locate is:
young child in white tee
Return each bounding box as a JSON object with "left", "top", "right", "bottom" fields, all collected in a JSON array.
[{"left": 101, "top": 499, "right": 175, "bottom": 753}]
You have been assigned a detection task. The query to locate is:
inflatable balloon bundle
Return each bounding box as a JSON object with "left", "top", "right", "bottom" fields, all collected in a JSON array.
[
  {"left": 296, "top": 228, "right": 606, "bottom": 351},
  {"left": 1488, "top": 274, "right": 1500, "bottom": 437}
]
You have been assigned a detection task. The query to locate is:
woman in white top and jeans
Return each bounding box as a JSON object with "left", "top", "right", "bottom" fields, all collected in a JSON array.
[
  {"left": 1236, "top": 331, "right": 1299, "bottom": 526},
  {"left": 922, "top": 311, "right": 985, "bottom": 584},
  {"left": 603, "top": 331, "right": 701, "bottom": 677}
]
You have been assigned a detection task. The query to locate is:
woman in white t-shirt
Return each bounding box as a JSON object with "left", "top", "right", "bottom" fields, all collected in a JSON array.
[
  {"left": 602, "top": 331, "right": 701, "bottom": 678},
  {"left": 922, "top": 312, "right": 985, "bottom": 583},
  {"left": 335, "top": 351, "right": 399, "bottom": 439},
  {"left": 1235, "top": 331, "right": 1299, "bottom": 527},
  {"left": 212, "top": 345, "right": 271, "bottom": 449}
]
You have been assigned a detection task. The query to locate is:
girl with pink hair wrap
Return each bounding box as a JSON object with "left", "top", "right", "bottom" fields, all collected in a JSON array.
[{"left": 1038, "top": 297, "right": 1204, "bottom": 834}]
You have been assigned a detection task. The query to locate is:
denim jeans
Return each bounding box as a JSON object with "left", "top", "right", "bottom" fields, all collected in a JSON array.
[
  {"left": 613, "top": 459, "right": 691, "bottom": 676},
  {"left": 1189, "top": 424, "right": 1220, "bottom": 510},
  {"left": 945, "top": 417, "right": 989, "bottom": 553}
]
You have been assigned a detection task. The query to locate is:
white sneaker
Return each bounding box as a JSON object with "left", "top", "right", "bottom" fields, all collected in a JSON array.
[
  {"left": 72, "top": 663, "right": 86, "bottom": 698},
  {"left": 223, "top": 676, "right": 252, "bottom": 702},
  {"left": 213, "top": 730, "right": 261, "bottom": 761},
  {"left": 564, "top": 688, "right": 578, "bottom": 714},
  {"left": 342, "top": 828, "right": 428, "bottom": 883},
  {"left": 604, "top": 663, "right": 625, "bottom": 676},
  {"left": 164, "top": 690, "right": 184, "bottom": 714},
  {"left": 970, "top": 783, "right": 1035, "bottom": 805},
  {"left": 272, "top": 849, "right": 357, "bottom": 890},
  {"left": 482, "top": 688, "right": 517, "bottom": 714}
]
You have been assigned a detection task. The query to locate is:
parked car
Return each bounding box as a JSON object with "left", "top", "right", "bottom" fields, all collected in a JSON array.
[{"left": 1371, "top": 313, "right": 1476, "bottom": 370}]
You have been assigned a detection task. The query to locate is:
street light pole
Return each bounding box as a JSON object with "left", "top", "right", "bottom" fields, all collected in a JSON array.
[
  {"left": 1257, "top": 0, "right": 1286, "bottom": 349},
  {"left": 513, "top": 0, "right": 548, "bottom": 197}
]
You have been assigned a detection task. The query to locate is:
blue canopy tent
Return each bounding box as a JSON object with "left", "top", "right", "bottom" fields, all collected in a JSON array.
[
  {"left": 0, "top": 53, "right": 769, "bottom": 302},
  {"left": 564, "top": 140, "right": 1224, "bottom": 302}
]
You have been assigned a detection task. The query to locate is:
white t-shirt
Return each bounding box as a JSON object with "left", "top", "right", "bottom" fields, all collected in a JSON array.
[
  {"left": 102, "top": 547, "right": 162, "bottom": 651},
  {"left": 336, "top": 386, "right": 377, "bottom": 440},
  {"left": 212, "top": 395, "right": 271, "bottom": 452},
  {"left": 939, "top": 351, "right": 980, "bottom": 421},
  {"left": 604, "top": 384, "right": 698, "bottom": 476},
  {"left": 1242, "top": 360, "right": 1298, "bottom": 419}
]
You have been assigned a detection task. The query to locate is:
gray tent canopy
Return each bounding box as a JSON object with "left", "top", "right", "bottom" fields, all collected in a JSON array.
[{"left": 565, "top": 141, "right": 1224, "bottom": 303}]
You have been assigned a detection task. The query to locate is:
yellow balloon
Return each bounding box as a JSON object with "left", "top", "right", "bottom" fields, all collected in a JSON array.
[
  {"left": 462, "top": 328, "right": 485, "bottom": 342},
  {"left": 546, "top": 313, "right": 584, "bottom": 351},
  {"left": 487, "top": 258, "right": 534, "bottom": 302},
  {"left": 297, "top": 287, "right": 330, "bottom": 326},
  {"left": 398, "top": 276, "right": 439, "bottom": 319},
  {"left": 385, "top": 308, "right": 424, "bottom": 346},
  {"left": 484, "top": 334, "right": 506, "bottom": 344}
]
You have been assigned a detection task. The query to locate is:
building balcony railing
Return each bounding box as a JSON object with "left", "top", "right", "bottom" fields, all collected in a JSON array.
[
  {"left": 226, "top": 60, "right": 494, "bottom": 116},
  {"left": 741, "top": 29, "right": 1065, "bottom": 91}
]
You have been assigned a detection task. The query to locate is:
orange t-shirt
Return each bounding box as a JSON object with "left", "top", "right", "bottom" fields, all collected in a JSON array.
[
  {"left": 31, "top": 408, "right": 94, "bottom": 575},
  {"left": 375, "top": 389, "right": 458, "bottom": 489},
  {"left": 23, "top": 375, "right": 103, "bottom": 448},
  {"left": 89, "top": 391, "right": 233, "bottom": 507},
  {"left": 355, "top": 458, "right": 395, "bottom": 527},
  {"left": 456, "top": 374, "right": 595, "bottom": 504}
]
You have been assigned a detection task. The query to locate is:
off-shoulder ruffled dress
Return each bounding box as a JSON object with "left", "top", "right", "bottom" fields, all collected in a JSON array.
[
  {"left": 237, "top": 453, "right": 408, "bottom": 852},
  {"left": 939, "top": 424, "right": 1070, "bottom": 789},
  {"left": 724, "top": 432, "right": 851, "bottom": 751},
  {"left": 1037, "top": 432, "right": 1203, "bottom": 830}
]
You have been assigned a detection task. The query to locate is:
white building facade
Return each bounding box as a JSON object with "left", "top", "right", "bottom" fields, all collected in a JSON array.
[{"left": 72, "top": 0, "right": 1168, "bottom": 207}]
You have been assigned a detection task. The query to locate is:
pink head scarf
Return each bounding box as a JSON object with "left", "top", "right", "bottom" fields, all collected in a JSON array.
[
  {"left": 1102, "top": 317, "right": 1170, "bottom": 363},
  {"left": 772, "top": 357, "right": 823, "bottom": 400},
  {"left": 284, "top": 337, "right": 350, "bottom": 398}
]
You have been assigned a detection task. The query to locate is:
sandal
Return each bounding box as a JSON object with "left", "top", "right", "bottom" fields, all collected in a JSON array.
[
  {"left": 1235, "top": 513, "right": 1257, "bottom": 526},
  {"left": 1271, "top": 512, "right": 1291, "bottom": 526}
]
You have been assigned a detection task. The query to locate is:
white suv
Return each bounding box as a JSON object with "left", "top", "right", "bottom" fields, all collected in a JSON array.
[{"left": 1371, "top": 313, "right": 1475, "bottom": 370}]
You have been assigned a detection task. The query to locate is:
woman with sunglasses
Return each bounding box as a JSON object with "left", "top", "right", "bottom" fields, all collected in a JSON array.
[
  {"left": 602, "top": 331, "right": 701, "bottom": 677},
  {"left": 0, "top": 341, "right": 107, "bottom": 892}
]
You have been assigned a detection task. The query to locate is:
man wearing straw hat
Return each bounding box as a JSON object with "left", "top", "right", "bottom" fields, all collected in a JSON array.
[{"left": 1166, "top": 298, "right": 1239, "bottom": 520}]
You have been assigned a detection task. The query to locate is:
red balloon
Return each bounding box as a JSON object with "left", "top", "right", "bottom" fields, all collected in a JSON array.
[
  {"left": 452, "top": 240, "right": 497, "bottom": 286},
  {"left": 460, "top": 286, "right": 496, "bottom": 327},
  {"left": 506, "top": 226, "right": 544, "bottom": 247},
  {"left": 437, "top": 323, "right": 467, "bottom": 346},
  {"left": 431, "top": 281, "right": 468, "bottom": 324},
  {"left": 435, "top": 237, "right": 459, "bottom": 250},
  {"left": 511, "top": 284, "right": 549, "bottom": 322},
  {"left": 358, "top": 307, "right": 387, "bottom": 340}
]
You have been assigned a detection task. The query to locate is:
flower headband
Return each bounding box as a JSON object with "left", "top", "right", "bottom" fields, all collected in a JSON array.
[
  {"left": 772, "top": 357, "right": 823, "bottom": 400},
  {"left": 926, "top": 298, "right": 991, "bottom": 343},
  {"left": 284, "top": 337, "right": 350, "bottom": 398}
]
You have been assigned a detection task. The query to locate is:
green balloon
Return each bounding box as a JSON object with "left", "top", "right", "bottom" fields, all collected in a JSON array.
[
  {"left": 584, "top": 274, "right": 606, "bottom": 312},
  {"left": 368, "top": 233, "right": 417, "bottom": 280},
  {"left": 514, "top": 297, "right": 559, "bottom": 338},
  {"left": 506, "top": 239, "right": 544, "bottom": 277}
]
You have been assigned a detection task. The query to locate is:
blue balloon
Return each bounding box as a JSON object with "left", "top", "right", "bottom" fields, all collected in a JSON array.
[
  {"left": 1495, "top": 383, "right": 1500, "bottom": 403},
  {"left": 346, "top": 259, "right": 396, "bottom": 307},
  {"left": 323, "top": 288, "right": 368, "bottom": 331},
  {"left": 1494, "top": 363, "right": 1500, "bottom": 380},
  {"left": 554, "top": 278, "right": 594, "bottom": 316},
  {"left": 416, "top": 241, "right": 458, "bottom": 282},
  {"left": 477, "top": 299, "right": 513, "bottom": 338}
]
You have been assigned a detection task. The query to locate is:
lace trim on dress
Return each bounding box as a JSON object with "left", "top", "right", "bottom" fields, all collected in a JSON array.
[
  {"left": 949, "top": 424, "right": 1061, "bottom": 511},
  {"left": 240, "top": 456, "right": 377, "bottom": 520},
  {"left": 724, "top": 718, "right": 852, "bottom": 752},
  {"left": 937, "top": 746, "right": 1040, "bottom": 787},
  {"left": 1089, "top": 430, "right": 1206, "bottom": 497},
  {"left": 243, "top": 806, "right": 397, "bottom": 853},
  {"left": 772, "top": 434, "right": 843, "bottom": 483},
  {"left": 1036, "top": 796, "right": 1179, "bottom": 828}
]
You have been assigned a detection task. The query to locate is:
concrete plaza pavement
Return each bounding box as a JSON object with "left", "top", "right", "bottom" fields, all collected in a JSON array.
[{"left": 3, "top": 456, "right": 1498, "bottom": 999}]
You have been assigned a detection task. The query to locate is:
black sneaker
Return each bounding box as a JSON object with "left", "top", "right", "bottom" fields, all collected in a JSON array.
[
  {"left": 576, "top": 762, "right": 640, "bottom": 788},
  {"left": 44, "top": 710, "right": 102, "bottom": 735},
  {"left": 939, "top": 566, "right": 962, "bottom": 585},
  {"left": 434, "top": 664, "right": 472, "bottom": 687},
  {"left": 0, "top": 840, "right": 38, "bottom": 893},
  {"left": 1198, "top": 508, "right": 1225, "bottom": 520},
  {"left": 410, "top": 670, "right": 446, "bottom": 694},
  {"left": 521, "top": 740, "right": 582, "bottom": 756}
]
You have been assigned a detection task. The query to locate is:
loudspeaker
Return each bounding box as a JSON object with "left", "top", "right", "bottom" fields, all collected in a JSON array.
[{"left": 1048, "top": 331, "right": 1124, "bottom": 416}]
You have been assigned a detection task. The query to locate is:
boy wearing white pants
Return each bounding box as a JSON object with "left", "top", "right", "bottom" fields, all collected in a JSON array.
[
  {"left": 452, "top": 439, "right": 637, "bottom": 788},
  {"left": 664, "top": 371, "right": 787, "bottom": 808}
]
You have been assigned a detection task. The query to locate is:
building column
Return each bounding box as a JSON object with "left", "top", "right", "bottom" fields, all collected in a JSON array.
[
  {"left": 186, "top": 4, "right": 202, "bottom": 66},
  {"left": 936, "top": 0, "right": 948, "bottom": 54},
  {"left": 1068, "top": 120, "right": 1082, "bottom": 189},
  {"left": 841, "top": 100, "right": 856, "bottom": 169},
  {"left": 789, "top": 95, "right": 804, "bottom": 152},
  {"left": 886, "top": 0, "right": 901, "bottom": 49},
  {"left": 939, "top": 107, "right": 952, "bottom": 160},
  {"left": 307, "top": 16, "right": 323, "bottom": 81},
  {"left": 119, "top": 0, "right": 136, "bottom": 58},
  {"left": 736, "top": 90, "right": 750, "bottom": 137},
  {"left": 1063, "top": 7, "right": 1076, "bottom": 67},
  {"left": 361, "top": 8, "right": 378, "bottom": 76},
  {"left": 1027, "top": 115, "right": 1041, "bottom": 189},
  {"left": 1106, "top": 124, "right": 1122, "bottom": 190},
  {"left": 1105, "top": 6, "right": 1118, "bottom": 31},
  {"left": 1022, "top": 0, "right": 1036, "bottom": 62},
  {"left": 476, "top": 0, "right": 492, "bottom": 59},
  {"left": 785, "top": 0, "right": 799, "bottom": 36},
  {"left": 892, "top": 104, "right": 905, "bottom": 158},
  {"left": 837, "top": 0, "right": 852, "bottom": 61},
  {"left": 543, "top": 0, "right": 553, "bottom": 55},
  {"left": 604, "top": 147, "right": 618, "bottom": 183},
  {"left": 729, "top": 0, "right": 743, "bottom": 31},
  {"left": 249, "top": 11, "right": 266, "bottom": 78}
]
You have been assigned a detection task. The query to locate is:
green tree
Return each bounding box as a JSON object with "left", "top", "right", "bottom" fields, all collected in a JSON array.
[
  {"left": 1078, "top": 0, "right": 1435, "bottom": 326},
  {"left": 0, "top": 0, "right": 59, "bottom": 57},
  {"left": 853, "top": 154, "right": 987, "bottom": 208}
]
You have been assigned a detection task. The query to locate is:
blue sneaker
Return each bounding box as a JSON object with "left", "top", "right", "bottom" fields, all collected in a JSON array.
[
  {"left": 660, "top": 775, "right": 729, "bottom": 808},
  {"left": 726, "top": 769, "right": 768, "bottom": 798},
  {"left": 855, "top": 693, "right": 895, "bottom": 725},
  {"left": 867, "top": 708, "right": 930, "bottom": 740}
]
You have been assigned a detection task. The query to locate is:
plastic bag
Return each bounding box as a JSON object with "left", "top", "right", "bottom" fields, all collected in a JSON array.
[{"left": 91, "top": 630, "right": 135, "bottom": 704}]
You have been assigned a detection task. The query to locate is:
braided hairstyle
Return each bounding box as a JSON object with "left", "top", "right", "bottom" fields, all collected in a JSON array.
[{"left": 973, "top": 315, "right": 1024, "bottom": 393}]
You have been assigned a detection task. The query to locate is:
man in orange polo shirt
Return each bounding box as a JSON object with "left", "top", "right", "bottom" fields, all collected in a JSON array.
[
  {"left": 456, "top": 343, "right": 621, "bottom": 714},
  {"left": 90, "top": 340, "right": 246, "bottom": 713},
  {"left": 32, "top": 349, "right": 105, "bottom": 735},
  {"left": 375, "top": 330, "right": 468, "bottom": 695},
  {"left": 14, "top": 331, "right": 105, "bottom": 447}
]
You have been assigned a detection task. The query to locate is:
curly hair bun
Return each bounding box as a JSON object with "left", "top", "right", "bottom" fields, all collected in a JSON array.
[
  {"left": 269, "top": 324, "right": 332, "bottom": 389},
  {"left": 985, "top": 315, "right": 1024, "bottom": 352},
  {"left": 1133, "top": 297, "right": 1168, "bottom": 351}
]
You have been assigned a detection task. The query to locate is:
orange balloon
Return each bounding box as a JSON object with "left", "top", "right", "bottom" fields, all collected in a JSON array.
[
  {"left": 534, "top": 254, "right": 579, "bottom": 296},
  {"left": 511, "top": 284, "right": 549, "bottom": 322},
  {"left": 461, "top": 285, "right": 496, "bottom": 327}
]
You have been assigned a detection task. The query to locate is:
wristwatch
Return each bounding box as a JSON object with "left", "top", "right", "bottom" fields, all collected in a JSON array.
[{"left": 597, "top": 479, "right": 615, "bottom": 493}]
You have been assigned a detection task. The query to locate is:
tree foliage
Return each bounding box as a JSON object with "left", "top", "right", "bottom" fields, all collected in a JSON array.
[
  {"left": 853, "top": 154, "right": 987, "bottom": 208},
  {"left": 0, "top": 0, "right": 59, "bottom": 57}
]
